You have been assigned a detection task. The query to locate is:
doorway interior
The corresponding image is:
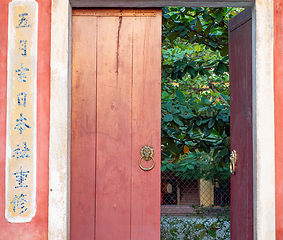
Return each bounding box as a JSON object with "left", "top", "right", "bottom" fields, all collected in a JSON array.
[{"left": 160, "top": 7, "right": 252, "bottom": 240}]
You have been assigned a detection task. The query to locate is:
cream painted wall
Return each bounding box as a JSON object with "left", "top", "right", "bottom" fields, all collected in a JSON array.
[{"left": 49, "top": 0, "right": 71, "bottom": 239}]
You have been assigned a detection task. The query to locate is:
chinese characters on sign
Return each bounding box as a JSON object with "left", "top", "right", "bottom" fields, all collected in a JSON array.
[
  {"left": 12, "top": 142, "right": 31, "bottom": 159},
  {"left": 15, "top": 63, "right": 29, "bottom": 82},
  {"left": 6, "top": 0, "right": 38, "bottom": 223}
]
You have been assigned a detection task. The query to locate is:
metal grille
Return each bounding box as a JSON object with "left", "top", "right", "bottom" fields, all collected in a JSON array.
[
  {"left": 161, "top": 171, "right": 230, "bottom": 215},
  {"left": 160, "top": 170, "right": 230, "bottom": 239}
]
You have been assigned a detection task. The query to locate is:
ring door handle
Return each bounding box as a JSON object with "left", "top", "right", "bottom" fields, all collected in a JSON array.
[{"left": 139, "top": 145, "right": 155, "bottom": 171}]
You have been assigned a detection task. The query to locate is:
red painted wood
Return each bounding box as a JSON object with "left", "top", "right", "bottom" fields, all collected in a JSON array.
[
  {"left": 131, "top": 11, "right": 161, "bottom": 239},
  {"left": 275, "top": 1, "right": 283, "bottom": 238},
  {"left": 95, "top": 16, "right": 132, "bottom": 239},
  {"left": 71, "top": 16, "right": 97, "bottom": 240},
  {"left": 71, "top": 9, "right": 161, "bottom": 239},
  {"left": 0, "top": 0, "right": 50, "bottom": 238},
  {"left": 229, "top": 9, "right": 253, "bottom": 240}
]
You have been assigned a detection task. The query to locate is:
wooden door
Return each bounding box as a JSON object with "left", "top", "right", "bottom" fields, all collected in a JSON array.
[
  {"left": 229, "top": 8, "right": 253, "bottom": 240},
  {"left": 71, "top": 9, "right": 161, "bottom": 240}
]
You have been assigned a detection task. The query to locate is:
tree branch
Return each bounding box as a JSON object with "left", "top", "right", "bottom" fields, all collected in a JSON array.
[
  {"left": 186, "top": 27, "right": 228, "bottom": 47},
  {"left": 207, "top": 13, "right": 228, "bottom": 28},
  {"left": 208, "top": 82, "right": 229, "bottom": 105},
  {"left": 189, "top": 81, "right": 229, "bottom": 105},
  {"left": 189, "top": 87, "right": 210, "bottom": 93}
]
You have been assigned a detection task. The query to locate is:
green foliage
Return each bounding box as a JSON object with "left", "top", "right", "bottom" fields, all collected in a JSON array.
[
  {"left": 161, "top": 207, "right": 230, "bottom": 239},
  {"left": 162, "top": 7, "right": 235, "bottom": 94},
  {"left": 161, "top": 152, "right": 230, "bottom": 182},
  {"left": 161, "top": 7, "right": 242, "bottom": 180},
  {"left": 161, "top": 88, "right": 230, "bottom": 181}
]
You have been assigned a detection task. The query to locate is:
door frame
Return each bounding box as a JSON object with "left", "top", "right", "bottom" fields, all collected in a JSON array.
[{"left": 48, "top": 0, "right": 274, "bottom": 239}]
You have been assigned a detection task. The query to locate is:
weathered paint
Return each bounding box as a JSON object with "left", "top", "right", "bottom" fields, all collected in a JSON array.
[
  {"left": 130, "top": 12, "right": 161, "bottom": 239},
  {"left": 229, "top": 10, "right": 253, "bottom": 239},
  {"left": 252, "top": 0, "right": 275, "bottom": 238},
  {"left": 0, "top": 0, "right": 50, "bottom": 237},
  {"left": 71, "top": 9, "right": 161, "bottom": 240},
  {"left": 48, "top": 0, "right": 71, "bottom": 239}
]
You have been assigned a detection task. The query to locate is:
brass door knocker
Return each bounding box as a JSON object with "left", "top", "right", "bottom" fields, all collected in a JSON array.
[{"left": 139, "top": 145, "right": 155, "bottom": 171}]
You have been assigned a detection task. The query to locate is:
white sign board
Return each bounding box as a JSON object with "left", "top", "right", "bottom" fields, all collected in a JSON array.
[{"left": 6, "top": 0, "right": 38, "bottom": 223}]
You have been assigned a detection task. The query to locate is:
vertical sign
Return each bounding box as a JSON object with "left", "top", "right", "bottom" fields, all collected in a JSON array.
[{"left": 6, "top": 0, "right": 38, "bottom": 223}]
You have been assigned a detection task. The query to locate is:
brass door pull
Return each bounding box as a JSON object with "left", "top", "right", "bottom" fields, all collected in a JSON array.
[
  {"left": 139, "top": 145, "right": 155, "bottom": 171},
  {"left": 230, "top": 150, "right": 237, "bottom": 175}
]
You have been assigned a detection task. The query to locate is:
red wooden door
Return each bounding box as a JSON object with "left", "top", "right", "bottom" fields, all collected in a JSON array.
[
  {"left": 229, "top": 9, "right": 253, "bottom": 240},
  {"left": 71, "top": 9, "right": 161, "bottom": 240}
]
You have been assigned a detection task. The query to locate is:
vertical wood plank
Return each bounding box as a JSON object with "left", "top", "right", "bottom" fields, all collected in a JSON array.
[
  {"left": 95, "top": 16, "right": 132, "bottom": 239},
  {"left": 71, "top": 16, "right": 97, "bottom": 240},
  {"left": 131, "top": 10, "right": 161, "bottom": 239}
]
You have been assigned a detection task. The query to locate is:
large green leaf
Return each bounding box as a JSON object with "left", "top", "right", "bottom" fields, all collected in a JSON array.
[
  {"left": 200, "top": 230, "right": 206, "bottom": 239},
  {"left": 215, "top": 9, "right": 224, "bottom": 23},
  {"left": 196, "top": 18, "right": 203, "bottom": 31},
  {"left": 167, "top": 138, "right": 180, "bottom": 155},
  {"left": 208, "top": 118, "right": 215, "bottom": 128},
  {"left": 215, "top": 61, "right": 228, "bottom": 74},
  {"left": 164, "top": 114, "right": 174, "bottom": 122},
  {"left": 176, "top": 90, "right": 186, "bottom": 103},
  {"left": 161, "top": 91, "right": 170, "bottom": 100},
  {"left": 218, "top": 148, "right": 229, "bottom": 157},
  {"left": 173, "top": 115, "right": 184, "bottom": 126},
  {"left": 203, "top": 126, "right": 213, "bottom": 136},
  {"left": 208, "top": 229, "right": 217, "bottom": 238}
]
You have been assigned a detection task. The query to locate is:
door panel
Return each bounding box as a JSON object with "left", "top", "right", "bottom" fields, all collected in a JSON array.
[
  {"left": 131, "top": 15, "right": 161, "bottom": 239},
  {"left": 71, "top": 9, "right": 161, "bottom": 240},
  {"left": 229, "top": 8, "right": 253, "bottom": 240}
]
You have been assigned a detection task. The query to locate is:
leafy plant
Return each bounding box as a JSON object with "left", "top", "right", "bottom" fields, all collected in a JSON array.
[
  {"left": 162, "top": 7, "right": 242, "bottom": 80},
  {"left": 161, "top": 207, "right": 230, "bottom": 239},
  {"left": 161, "top": 89, "right": 230, "bottom": 181},
  {"left": 161, "top": 152, "right": 230, "bottom": 182},
  {"left": 161, "top": 7, "right": 242, "bottom": 180}
]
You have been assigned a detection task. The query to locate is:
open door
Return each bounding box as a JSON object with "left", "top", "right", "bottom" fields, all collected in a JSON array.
[
  {"left": 70, "top": 9, "right": 161, "bottom": 240},
  {"left": 229, "top": 8, "right": 253, "bottom": 240}
]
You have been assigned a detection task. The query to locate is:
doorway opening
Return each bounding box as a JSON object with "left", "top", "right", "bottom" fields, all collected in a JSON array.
[
  {"left": 49, "top": 1, "right": 275, "bottom": 239},
  {"left": 70, "top": 7, "right": 253, "bottom": 240},
  {"left": 160, "top": 7, "right": 250, "bottom": 239}
]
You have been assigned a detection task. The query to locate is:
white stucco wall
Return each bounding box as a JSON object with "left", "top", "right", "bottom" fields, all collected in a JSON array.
[{"left": 49, "top": 0, "right": 71, "bottom": 239}]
